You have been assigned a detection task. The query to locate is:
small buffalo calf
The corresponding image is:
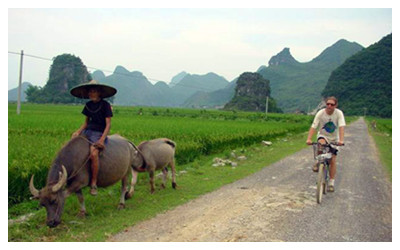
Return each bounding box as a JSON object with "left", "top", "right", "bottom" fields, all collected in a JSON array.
[{"left": 131, "top": 138, "right": 177, "bottom": 194}]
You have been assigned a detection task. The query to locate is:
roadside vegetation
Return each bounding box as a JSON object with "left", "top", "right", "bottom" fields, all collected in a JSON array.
[{"left": 365, "top": 117, "right": 392, "bottom": 180}]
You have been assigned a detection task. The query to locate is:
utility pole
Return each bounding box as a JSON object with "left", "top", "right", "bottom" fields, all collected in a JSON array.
[
  {"left": 265, "top": 96, "right": 269, "bottom": 116},
  {"left": 17, "top": 50, "right": 24, "bottom": 115}
]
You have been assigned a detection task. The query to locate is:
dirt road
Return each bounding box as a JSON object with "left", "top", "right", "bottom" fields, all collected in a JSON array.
[{"left": 109, "top": 118, "right": 392, "bottom": 242}]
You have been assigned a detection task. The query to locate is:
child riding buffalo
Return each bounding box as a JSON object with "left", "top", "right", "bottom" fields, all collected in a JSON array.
[{"left": 70, "top": 80, "right": 117, "bottom": 195}]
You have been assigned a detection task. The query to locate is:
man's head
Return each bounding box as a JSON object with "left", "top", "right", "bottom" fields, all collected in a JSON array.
[{"left": 325, "top": 96, "right": 337, "bottom": 113}]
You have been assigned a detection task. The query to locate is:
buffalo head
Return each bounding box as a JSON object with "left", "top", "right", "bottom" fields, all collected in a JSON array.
[{"left": 30, "top": 165, "right": 67, "bottom": 228}]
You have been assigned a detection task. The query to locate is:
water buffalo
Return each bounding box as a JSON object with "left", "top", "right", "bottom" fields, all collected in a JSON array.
[
  {"left": 132, "top": 138, "right": 177, "bottom": 194},
  {"left": 29, "top": 134, "right": 144, "bottom": 228}
]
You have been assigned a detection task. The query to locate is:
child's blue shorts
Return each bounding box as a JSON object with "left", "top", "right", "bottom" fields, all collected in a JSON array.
[{"left": 82, "top": 129, "right": 108, "bottom": 144}]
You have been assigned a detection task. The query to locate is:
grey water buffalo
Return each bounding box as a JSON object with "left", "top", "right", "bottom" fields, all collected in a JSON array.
[
  {"left": 132, "top": 138, "right": 177, "bottom": 194},
  {"left": 29, "top": 134, "right": 144, "bottom": 227}
]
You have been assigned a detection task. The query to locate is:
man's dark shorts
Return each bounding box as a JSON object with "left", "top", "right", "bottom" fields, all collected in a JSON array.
[{"left": 317, "top": 136, "right": 338, "bottom": 155}]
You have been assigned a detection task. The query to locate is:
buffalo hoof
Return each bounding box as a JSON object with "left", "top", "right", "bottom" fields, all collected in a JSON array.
[
  {"left": 118, "top": 203, "right": 125, "bottom": 210},
  {"left": 172, "top": 182, "right": 177, "bottom": 189},
  {"left": 47, "top": 221, "right": 60, "bottom": 228},
  {"left": 125, "top": 191, "right": 134, "bottom": 200},
  {"left": 77, "top": 210, "right": 87, "bottom": 218},
  {"left": 161, "top": 183, "right": 166, "bottom": 189}
]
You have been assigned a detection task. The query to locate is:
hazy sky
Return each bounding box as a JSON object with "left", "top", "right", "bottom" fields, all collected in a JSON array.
[{"left": 8, "top": 8, "right": 392, "bottom": 90}]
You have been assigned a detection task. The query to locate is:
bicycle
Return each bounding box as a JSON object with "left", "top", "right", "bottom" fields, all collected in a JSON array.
[{"left": 311, "top": 142, "right": 343, "bottom": 204}]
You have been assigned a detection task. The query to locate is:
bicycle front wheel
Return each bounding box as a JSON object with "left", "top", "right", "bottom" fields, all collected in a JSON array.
[{"left": 316, "top": 163, "right": 325, "bottom": 204}]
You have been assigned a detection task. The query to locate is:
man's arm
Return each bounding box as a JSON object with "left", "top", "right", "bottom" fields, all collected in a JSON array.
[
  {"left": 338, "top": 126, "right": 345, "bottom": 145},
  {"left": 306, "top": 127, "right": 316, "bottom": 145}
]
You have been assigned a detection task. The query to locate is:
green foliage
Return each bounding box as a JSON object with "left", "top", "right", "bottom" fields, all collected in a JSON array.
[
  {"left": 25, "top": 54, "right": 92, "bottom": 104},
  {"left": 8, "top": 103, "right": 312, "bottom": 206},
  {"left": 25, "top": 85, "right": 43, "bottom": 103},
  {"left": 322, "top": 34, "right": 392, "bottom": 118}
]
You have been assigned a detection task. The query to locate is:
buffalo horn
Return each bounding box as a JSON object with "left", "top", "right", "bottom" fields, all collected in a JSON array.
[
  {"left": 52, "top": 165, "right": 68, "bottom": 193},
  {"left": 29, "top": 175, "right": 40, "bottom": 198}
]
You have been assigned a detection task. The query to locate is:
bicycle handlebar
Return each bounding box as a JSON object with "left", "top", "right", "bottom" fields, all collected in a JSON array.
[{"left": 310, "top": 142, "right": 345, "bottom": 146}]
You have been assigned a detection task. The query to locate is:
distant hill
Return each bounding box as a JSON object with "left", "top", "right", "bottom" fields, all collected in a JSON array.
[
  {"left": 182, "top": 81, "right": 236, "bottom": 109},
  {"left": 170, "top": 72, "right": 230, "bottom": 103},
  {"left": 169, "top": 71, "right": 188, "bottom": 87},
  {"left": 92, "top": 67, "right": 230, "bottom": 106},
  {"left": 16, "top": 39, "right": 370, "bottom": 111},
  {"left": 224, "top": 72, "right": 281, "bottom": 113},
  {"left": 312, "top": 39, "right": 366, "bottom": 68},
  {"left": 91, "top": 70, "right": 106, "bottom": 80},
  {"left": 93, "top": 66, "right": 175, "bottom": 106},
  {"left": 182, "top": 75, "right": 238, "bottom": 108},
  {"left": 258, "top": 39, "right": 364, "bottom": 112},
  {"left": 25, "top": 54, "right": 92, "bottom": 103},
  {"left": 8, "top": 82, "right": 32, "bottom": 102},
  {"left": 322, "top": 34, "right": 392, "bottom": 118}
]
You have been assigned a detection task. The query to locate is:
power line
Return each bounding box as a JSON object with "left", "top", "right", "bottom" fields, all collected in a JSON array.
[
  {"left": 9, "top": 51, "right": 53, "bottom": 62},
  {"left": 8, "top": 51, "right": 221, "bottom": 92}
]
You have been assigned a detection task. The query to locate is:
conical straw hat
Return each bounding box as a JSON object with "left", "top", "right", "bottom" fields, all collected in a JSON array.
[{"left": 70, "top": 80, "right": 117, "bottom": 99}]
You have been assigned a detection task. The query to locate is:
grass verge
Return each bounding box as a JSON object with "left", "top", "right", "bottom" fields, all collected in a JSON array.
[
  {"left": 8, "top": 132, "right": 308, "bottom": 242},
  {"left": 366, "top": 119, "right": 392, "bottom": 181}
]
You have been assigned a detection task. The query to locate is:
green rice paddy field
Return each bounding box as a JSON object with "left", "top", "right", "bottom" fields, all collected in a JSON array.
[{"left": 8, "top": 103, "right": 313, "bottom": 206}]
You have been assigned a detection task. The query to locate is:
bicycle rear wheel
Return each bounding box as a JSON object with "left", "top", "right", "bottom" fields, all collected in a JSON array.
[{"left": 316, "top": 163, "right": 325, "bottom": 204}]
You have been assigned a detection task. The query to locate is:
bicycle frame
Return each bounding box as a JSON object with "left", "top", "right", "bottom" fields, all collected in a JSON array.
[
  {"left": 316, "top": 147, "right": 332, "bottom": 183},
  {"left": 312, "top": 143, "right": 334, "bottom": 204},
  {"left": 311, "top": 142, "right": 344, "bottom": 204}
]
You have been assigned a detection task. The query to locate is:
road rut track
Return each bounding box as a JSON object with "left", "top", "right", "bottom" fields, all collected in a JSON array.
[{"left": 109, "top": 118, "right": 391, "bottom": 242}]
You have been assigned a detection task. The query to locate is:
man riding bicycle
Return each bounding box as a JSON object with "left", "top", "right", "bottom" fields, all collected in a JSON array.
[{"left": 306, "top": 96, "right": 345, "bottom": 192}]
